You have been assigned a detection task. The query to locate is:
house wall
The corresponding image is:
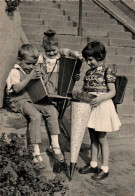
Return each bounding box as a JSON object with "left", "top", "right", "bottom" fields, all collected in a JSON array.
[{"left": 0, "top": 1, "right": 23, "bottom": 107}]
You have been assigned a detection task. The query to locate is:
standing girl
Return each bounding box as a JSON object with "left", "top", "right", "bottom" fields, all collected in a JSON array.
[{"left": 78, "top": 41, "right": 121, "bottom": 181}]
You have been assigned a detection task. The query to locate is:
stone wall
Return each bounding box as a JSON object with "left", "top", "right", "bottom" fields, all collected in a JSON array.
[{"left": 0, "top": 1, "right": 25, "bottom": 108}]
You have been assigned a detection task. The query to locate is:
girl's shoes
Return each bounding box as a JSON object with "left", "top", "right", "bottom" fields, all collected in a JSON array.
[
  {"left": 91, "top": 169, "right": 109, "bottom": 181},
  {"left": 46, "top": 145, "right": 64, "bottom": 162},
  {"left": 33, "top": 155, "right": 46, "bottom": 169},
  {"left": 79, "top": 164, "right": 98, "bottom": 174}
]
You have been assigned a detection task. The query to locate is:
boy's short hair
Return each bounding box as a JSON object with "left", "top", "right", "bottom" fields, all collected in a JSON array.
[
  {"left": 82, "top": 41, "right": 106, "bottom": 61},
  {"left": 43, "top": 29, "right": 58, "bottom": 50},
  {"left": 18, "top": 44, "right": 39, "bottom": 60}
]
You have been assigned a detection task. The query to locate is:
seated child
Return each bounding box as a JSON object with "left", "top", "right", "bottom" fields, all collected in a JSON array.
[
  {"left": 6, "top": 44, "right": 65, "bottom": 166},
  {"left": 37, "top": 29, "right": 83, "bottom": 95}
]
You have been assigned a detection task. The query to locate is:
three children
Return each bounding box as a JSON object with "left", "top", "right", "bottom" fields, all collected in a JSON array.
[
  {"left": 6, "top": 30, "right": 121, "bottom": 180},
  {"left": 78, "top": 41, "right": 121, "bottom": 181}
]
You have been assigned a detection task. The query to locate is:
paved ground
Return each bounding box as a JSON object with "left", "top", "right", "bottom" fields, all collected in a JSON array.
[{"left": 40, "top": 128, "right": 135, "bottom": 196}]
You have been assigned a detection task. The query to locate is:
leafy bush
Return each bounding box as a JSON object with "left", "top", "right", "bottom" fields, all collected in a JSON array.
[{"left": 0, "top": 133, "right": 68, "bottom": 196}]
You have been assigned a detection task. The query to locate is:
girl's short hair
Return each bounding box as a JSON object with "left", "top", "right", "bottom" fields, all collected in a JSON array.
[
  {"left": 18, "top": 44, "right": 39, "bottom": 60},
  {"left": 82, "top": 41, "right": 106, "bottom": 61},
  {"left": 43, "top": 29, "right": 58, "bottom": 50}
]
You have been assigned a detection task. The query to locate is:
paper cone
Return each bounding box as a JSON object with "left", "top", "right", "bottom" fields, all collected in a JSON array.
[
  {"left": 70, "top": 101, "right": 91, "bottom": 164},
  {"left": 70, "top": 162, "right": 77, "bottom": 180}
]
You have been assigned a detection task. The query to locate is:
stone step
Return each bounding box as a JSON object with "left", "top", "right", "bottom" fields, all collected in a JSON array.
[
  {"left": 105, "top": 55, "right": 131, "bottom": 65},
  {"left": 1, "top": 108, "right": 134, "bottom": 140},
  {"left": 56, "top": 3, "right": 105, "bottom": 12},
  {"left": 108, "top": 64, "right": 134, "bottom": 76},
  {"left": 82, "top": 27, "right": 124, "bottom": 37},
  {"left": 80, "top": 17, "right": 117, "bottom": 24},
  {"left": 27, "top": 33, "right": 83, "bottom": 43},
  {"left": 20, "top": 5, "right": 64, "bottom": 15},
  {"left": 109, "top": 38, "right": 135, "bottom": 48},
  {"left": 21, "top": 1, "right": 58, "bottom": 7},
  {"left": 22, "top": 18, "right": 75, "bottom": 27},
  {"left": 82, "top": 23, "right": 124, "bottom": 31},
  {"left": 108, "top": 31, "right": 132, "bottom": 40},
  {"left": 106, "top": 46, "right": 135, "bottom": 56},
  {"left": 22, "top": 25, "right": 78, "bottom": 35},
  {"left": 64, "top": 9, "right": 104, "bottom": 17},
  {"left": 117, "top": 104, "right": 135, "bottom": 117},
  {"left": 20, "top": 12, "right": 69, "bottom": 21}
]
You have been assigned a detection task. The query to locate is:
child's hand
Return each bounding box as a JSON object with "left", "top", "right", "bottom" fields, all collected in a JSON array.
[
  {"left": 90, "top": 96, "right": 103, "bottom": 107},
  {"left": 28, "top": 70, "right": 42, "bottom": 80},
  {"left": 74, "top": 73, "right": 80, "bottom": 81}
]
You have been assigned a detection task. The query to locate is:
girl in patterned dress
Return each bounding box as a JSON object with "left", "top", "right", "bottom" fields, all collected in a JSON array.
[{"left": 78, "top": 41, "right": 121, "bottom": 181}]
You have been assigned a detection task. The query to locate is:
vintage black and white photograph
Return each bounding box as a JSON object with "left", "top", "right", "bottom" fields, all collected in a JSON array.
[{"left": 0, "top": 0, "right": 135, "bottom": 195}]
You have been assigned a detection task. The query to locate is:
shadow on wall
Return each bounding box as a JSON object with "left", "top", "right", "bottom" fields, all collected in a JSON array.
[{"left": 0, "top": 1, "right": 26, "bottom": 108}]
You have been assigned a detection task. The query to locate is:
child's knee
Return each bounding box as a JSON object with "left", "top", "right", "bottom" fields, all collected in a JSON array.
[
  {"left": 31, "top": 112, "right": 42, "bottom": 121},
  {"left": 48, "top": 105, "right": 58, "bottom": 117}
]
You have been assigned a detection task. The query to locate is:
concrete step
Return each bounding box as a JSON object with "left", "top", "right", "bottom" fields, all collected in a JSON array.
[
  {"left": 22, "top": 18, "right": 75, "bottom": 27},
  {"left": 20, "top": 12, "right": 69, "bottom": 21},
  {"left": 108, "top": 64, "right": 134, "bottom": 76},
  {"left": 22, "top": 25, "right": 78, "bottom": 35},
  {"left": 81, "top": 17, "right": 117, "bottom": 24},
  {"left": 108, "top": 31, "right": 132, "bottom": 40},
  {"left": 109, "top": 38, "right": 135, "bottom": 48},
  {"left": 106, "top": 55, "right": 131, "bottom": 65},
  {"left": 117, "top": 104, "right": 135, "bottom": 118},
  {"left": 64, "top": 9, "right": 104, "bottom": 17},
  {"left": 21, "top": 1, "right": 58, "bottom": 7},
  {"left": 106, "top": 46, "right": 135, "bottom": 56},
  {"left": 82, "top": 23, "right": 124, "bottom": 31},
  {"left": 83, "top": 27, "right": 124, "bottom": 37},
  {"left": 20, "top": 5, "right": 64, "bottom": 15},
  {"left": 32, "top": 42, "right": 85, "bottom": 53},
  {"left": 56, "top": 3, "right": 104, "bottom": 12},
  {"left": 26, "top": 33, "right": 82, "bottom": 42}
]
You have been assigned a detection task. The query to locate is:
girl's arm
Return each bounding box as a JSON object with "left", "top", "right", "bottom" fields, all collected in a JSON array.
[
  {"left": 90, "top": 83, "right": 116, "bottom": 107},
  {"left": 13, "top": 70, "right": 42, "bottom": 93},
  {"left": 60, "top": 48, "right": 84, "bottom": 60}
]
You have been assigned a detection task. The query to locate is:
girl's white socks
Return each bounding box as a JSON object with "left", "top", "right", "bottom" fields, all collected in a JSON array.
[
  {"left": 90, "top": 161, "right": 98, "bottom": 168},
  {"left": 101, "top": 165, "right": 109, "bottom": 173}
]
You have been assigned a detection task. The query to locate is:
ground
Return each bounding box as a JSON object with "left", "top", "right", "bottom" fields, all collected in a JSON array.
[
  {"left": 40, "top": 129, "right": 135, "bottom": 196},
  {"left": 1, "top": 108, "right": 135, "bottom": 196}
]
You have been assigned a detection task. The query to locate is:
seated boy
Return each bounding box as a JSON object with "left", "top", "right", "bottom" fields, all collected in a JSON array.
[{"left": 6, "top": 44, "right": 65, "bottom": 167}]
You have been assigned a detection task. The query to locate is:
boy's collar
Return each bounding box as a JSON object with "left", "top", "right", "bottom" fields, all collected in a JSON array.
[{"left": 14, "top": 64, "right": 26, "bottom": 74}]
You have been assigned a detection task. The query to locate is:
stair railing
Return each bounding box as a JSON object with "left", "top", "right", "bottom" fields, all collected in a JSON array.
[{"left": 78, "top": 0, "right": 82, "bottom": 36}]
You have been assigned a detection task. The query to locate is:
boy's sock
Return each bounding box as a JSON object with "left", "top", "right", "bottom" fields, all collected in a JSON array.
[
  {"left": 33, "top": 144, "right": 43, "bottom": 161},
  {"left": 101, "top": 165, "right": 109, "bottom": 173},
  {"left": 90, "top": 161, "right": 98, "bottom": 168},
  {"left": 51, "top": 135, "right": 61, "bottom": 154}
]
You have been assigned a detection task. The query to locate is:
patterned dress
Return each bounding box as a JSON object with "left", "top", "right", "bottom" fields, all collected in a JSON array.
[{"left": 83, "top": 65, "right": 121, "bottom": 132}]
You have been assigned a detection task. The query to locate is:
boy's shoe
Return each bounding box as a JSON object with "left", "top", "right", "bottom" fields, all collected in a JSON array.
[
  {"left": 79, "top": 164, "right": 98, "bottom": 174},
  {"left": 91, "top": 169, "right": 109, "bottom": 181},
  {"left": 33, "top": 155, "right": 46, "bottom": 169},
  {"left": 46, "top": 145, "right": 64, "bottom": 162}
]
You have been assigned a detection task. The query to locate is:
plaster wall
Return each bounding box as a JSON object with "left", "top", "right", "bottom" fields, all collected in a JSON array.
[{"left": 0, "top": 1, "right": 23, "bottom": 107}]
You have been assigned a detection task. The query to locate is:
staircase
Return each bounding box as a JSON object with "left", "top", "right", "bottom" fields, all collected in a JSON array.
[{"left": 19, "top": 0, "right": 135, "bottom": 137}]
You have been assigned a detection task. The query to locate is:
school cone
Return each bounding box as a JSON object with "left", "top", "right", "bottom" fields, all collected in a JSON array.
[{"left": 70, "top": 101, "right": 91, "bottom": 180}]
